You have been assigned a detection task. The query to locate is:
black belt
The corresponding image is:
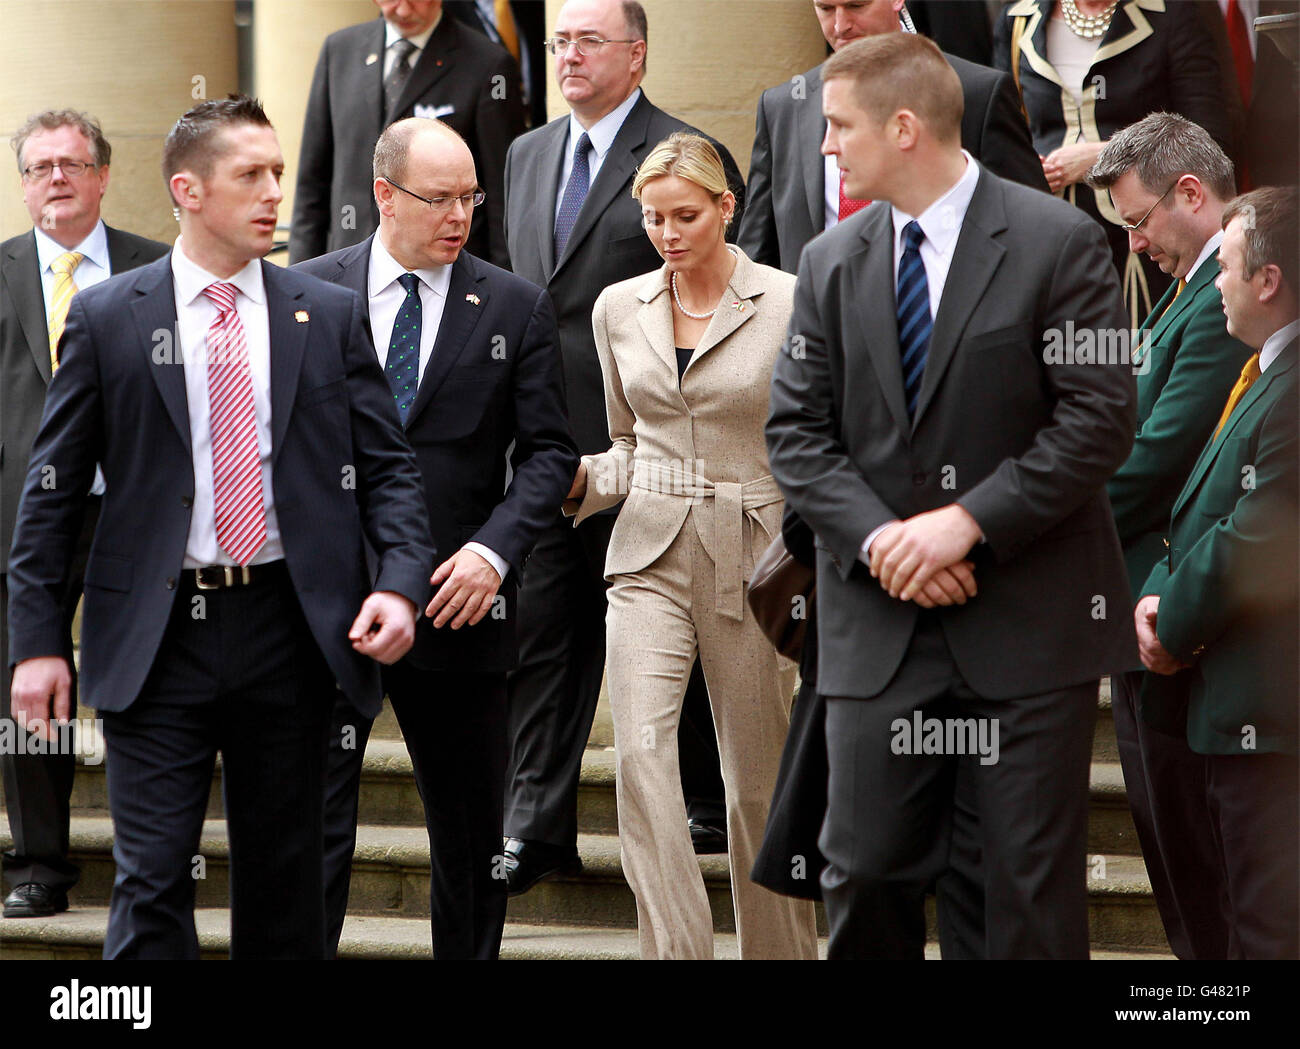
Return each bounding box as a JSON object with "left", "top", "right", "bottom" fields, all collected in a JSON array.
[{"left": 185, "top": 561, "right": 287, "bottom": 591}]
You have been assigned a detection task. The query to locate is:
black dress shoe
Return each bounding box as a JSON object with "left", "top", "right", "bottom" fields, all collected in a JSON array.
[
  {"left": 689, "top": 818, "right": 728, "bottom": 855},
  {"left": 502, "top": 837, "right": 582, "bottom": 897},
  {"left": 3, "top": 883, "right": 70, "bottom": 918}
]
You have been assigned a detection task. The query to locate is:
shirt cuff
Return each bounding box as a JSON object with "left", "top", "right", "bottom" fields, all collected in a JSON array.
[
  {"left": 463, "top": 541, "right": 509, "bottom": 583},
  {"left": 858, "top": 521, "right": 900, "bottom": 567}
]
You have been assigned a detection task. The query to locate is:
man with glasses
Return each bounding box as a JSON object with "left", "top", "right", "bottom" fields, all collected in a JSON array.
[
  {"left": 290, "top": 0, "right": 525, "bottom": 268},
  {"left": 296, "top": 118, "right": 577, "bottom": 959},
  {"left": 1, "top": 110, "right": 167, "bottom": 919},
  {"left": 498, "top": 0, "right": 747, "bottom": 897},
  {"left": 1086, "top": 113, "right": 1254, "bottom": 959}
]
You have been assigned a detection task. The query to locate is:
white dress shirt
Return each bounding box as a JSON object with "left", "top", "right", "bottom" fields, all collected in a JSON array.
[
  {"left": 1260, "top": 320, "right": 1299, "bottom": 374},
  {"left": 384, "top": 18, "right": 437, "bottom": 78},
  {"left": 554, "top": 87, "right": 642, "bottom": 221},
  {"left": 171, "top": 238, "right": 284, "bottom": 568},
  {"left": 366, "top": 234, "right": 509, "bottom": 583},
  {"left": 36, "top": 220, "right": 109, "bottom": 496},
  {"left": 860, "top": 152, "right": 982, "bottom": 565}
]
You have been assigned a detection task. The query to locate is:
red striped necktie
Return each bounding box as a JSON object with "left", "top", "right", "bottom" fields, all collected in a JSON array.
[{"left": 202, "top": 282, "right": 266, "bottom": 566}]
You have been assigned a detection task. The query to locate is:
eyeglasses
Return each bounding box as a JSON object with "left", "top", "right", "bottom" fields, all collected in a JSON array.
[
  {"left": 384, "top": 178, "right": 485, "bottom": 213},
  {"left": 543, "top": 35, "right": 638, "bottom": 56},
  {"left": 22, "top": 159, "right": 97, "bottom": 180},
  {"left": 1119, "top": 181, "right": 1177, "bottom": 233}
]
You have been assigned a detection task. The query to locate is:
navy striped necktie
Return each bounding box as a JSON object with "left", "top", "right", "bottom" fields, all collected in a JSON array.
[{"left": 897, "top": 220, "right": 932, "bottom": 419}]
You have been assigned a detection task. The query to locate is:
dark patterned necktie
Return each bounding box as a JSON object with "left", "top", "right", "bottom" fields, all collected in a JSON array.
[
  {"left": 384, "top": 38, "right": 417, "bottom": 115},
  {"left": 896, "top": 220, "right": 932, "bottom": 419},
  {"left": 554, "top": 133, "right": 592, "bottom": 263},
  {"left": 387, "top": 272, "right": 421, "bottom": 422}
]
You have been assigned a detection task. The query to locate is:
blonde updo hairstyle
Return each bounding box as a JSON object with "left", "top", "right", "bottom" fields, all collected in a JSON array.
[{"left": 632, "top": 131, "right": 733, "bottom": 226}]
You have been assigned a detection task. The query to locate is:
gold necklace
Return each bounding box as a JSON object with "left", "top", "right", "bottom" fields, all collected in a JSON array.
[{"left": 1061, "top": 0, "right": 1118, "bottom": 39}]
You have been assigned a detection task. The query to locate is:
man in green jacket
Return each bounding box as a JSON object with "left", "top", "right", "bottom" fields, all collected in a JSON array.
[
  {"left": 1086, "top": 113, "right": 1252, "bottom": 960},
  {"left": 1136, "top": 186, "right": 1298, "bottom": 961}
]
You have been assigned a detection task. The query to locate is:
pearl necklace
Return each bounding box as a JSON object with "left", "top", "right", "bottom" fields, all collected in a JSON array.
[
  {"left": 671, "top": 271, "right": 716, "bottom": 319},
  {"left": 1061, "top": 0, "right": 1118, "bottom": 39}
]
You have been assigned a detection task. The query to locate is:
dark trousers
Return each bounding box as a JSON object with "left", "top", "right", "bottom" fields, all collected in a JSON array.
[
  {"left": 1, "top": 495, "right": 99, "bottom": 893},
  {"left": 1204, "top": 751, "right": 1299, "bottom": 959},
  {"left": 821, "top": 615, "right": 1096, "bottom": 959},
  {"left": 324, "top": 664, "right": 509, "bottom": 960},
  {"left": 1111, "top": 668, "right": 1230, "bottom": 958},
  {"left": 100, "top": 566, "right": 332, "bottom": 959}
]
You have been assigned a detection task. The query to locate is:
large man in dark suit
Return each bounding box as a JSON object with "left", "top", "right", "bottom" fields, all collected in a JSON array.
[
  {"left": 739, "top": 0, "right": 1046, "bottom": 274},
  {"left": 296, "top": 118, "right": 577, "bottom": 959},
  {"left": 1085, "top": 113, "right": 1253, "bottom": 960},
  {"left": 499, "top": 0, "right": 747, "bottom": 891},
  {"left": 766, "top": 34, "right": 1137, "bottom": 959},
  {"left": 7, "top": 97, "right": 434, "bottom": 959},
  {"left": 290, "top": 0, "right": 525, "bottom": 268},
  {"left": 1136, "top": 187, "right": 1299, "bottom": 960},
  {"left": 0, "top": 110, "right": 168, "bottom": 920}
]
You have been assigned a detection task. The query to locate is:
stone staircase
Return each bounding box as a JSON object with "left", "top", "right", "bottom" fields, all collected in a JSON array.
[{"left": 0, "top": 681, "right": 1173, "bottom": 959}]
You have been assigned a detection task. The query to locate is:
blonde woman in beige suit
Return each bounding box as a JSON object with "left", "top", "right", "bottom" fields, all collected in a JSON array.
[{"left": 566, "top": 133, "right": 818, "bottom": 959}]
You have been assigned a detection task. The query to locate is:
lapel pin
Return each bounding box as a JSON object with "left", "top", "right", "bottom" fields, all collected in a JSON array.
[
  {"left": 365, "top": 53, "right": 379, "bottom": 65},
  {"left": 730, "top": 300, "right": 744, "bottom": 312},
  {"left": 466, "top": 294, "right": 481, "bottom": 306},
  {"left": 295, "top": 310, "right": 310, "bottom": 323}
]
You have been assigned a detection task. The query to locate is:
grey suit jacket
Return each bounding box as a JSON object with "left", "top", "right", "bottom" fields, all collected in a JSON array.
[
  {"left": 503, "top": 91, "right": 746, "bottom": 457},
  {"left": 571, "top": 248, "right": 791, "bottom": 618},
  {"left": 739, "top": 54, "right": 1048, "bottom": 274},
  {"left": 0, "top": 225, "right": 168, "bottom": 566},
  {"left": 289, "top": 13, "right": 525, "bottom": 268},
  {"left": 766, "top": 164, "right": 1138, "bottom": 700}
]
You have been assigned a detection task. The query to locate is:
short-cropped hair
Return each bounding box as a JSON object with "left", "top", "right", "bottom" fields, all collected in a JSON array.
[
  {"left": 1223, "top": 186, "right": 1299, "bottom": 293},
  {"left": 632, "top": 132, "right": 728, "bottom": 201},
  {"left": 1087, "top": 112, "right": 1235, "bottom": 201},
  {"left": 12, "top": 110, "right": 111, "bottom": 172},
  {"left": 822, "top": 32, "right": 963, "bottom": 144},
  {"left": 162, "top": 95, "right": 272, "bottom": 204},
  {"left": 373, "top": 117, "right": 468, "bottom": 183}
]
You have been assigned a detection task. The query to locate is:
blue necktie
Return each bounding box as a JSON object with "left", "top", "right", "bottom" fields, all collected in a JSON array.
[
  {"left": 554, "top": 133, "right": 592, "bottom": 263},
  {"left": 386, "top": 272, "right": 421, "bottom": 423},
  {"left": 896, "top": 220, "right": 932, "bottom": 419}
]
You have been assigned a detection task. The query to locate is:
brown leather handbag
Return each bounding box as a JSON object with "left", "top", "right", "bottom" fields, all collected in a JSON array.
[{"left": 747, "top": 532, "right": 815, "bottom": 662}]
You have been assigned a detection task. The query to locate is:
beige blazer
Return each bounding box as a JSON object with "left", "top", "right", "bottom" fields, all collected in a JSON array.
[{"left": 570, "top": 246, "right": 796, "bottom": 620}]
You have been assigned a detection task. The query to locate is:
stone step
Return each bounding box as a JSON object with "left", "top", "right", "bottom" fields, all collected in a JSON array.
[
  {"left": 0, "top": 906, "right": 1174, "bottom": 961},
  {"left": 0, "top": 812, "right": 1170, "bottom": 953}
]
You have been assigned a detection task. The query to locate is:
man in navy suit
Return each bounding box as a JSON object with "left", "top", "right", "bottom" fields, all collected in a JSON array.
[
  {"left": 295, "top": 118, "right": 577, "bottom": 959},
  {"left": 6, "top": 96, "right": 434, "bottom": 960}
]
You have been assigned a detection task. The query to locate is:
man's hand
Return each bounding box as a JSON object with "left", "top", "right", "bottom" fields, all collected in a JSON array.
[
  {"left": 870, "top": 505, "right": 983, "bottom": 601},
  {"left": 910, "top": 561, "right": 978, "bottom": 609},
  {"left": 349, "top": 591, "right": 418, "bottom": 664},
  {"left": 1041, "top": 141, "right": 1105, "bottom": 194},
  {"left": 567, "top": 461, "right": 588, "bottom": 502},
  {"left": 425, "top": 547, "right": 503, "bottom": 629},
  {"left": 9, "top": 657, "right": 73, "bottom": 742},
  {"left": 1134, "top": 595, "right": 1189, "bottom": 675}
]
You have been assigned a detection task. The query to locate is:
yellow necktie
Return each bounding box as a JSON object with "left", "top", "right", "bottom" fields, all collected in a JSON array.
[
  {"left": 47, "top": 251, "right": 84, "bottom": 373},
  {"left": 1212, "top": 352, "right": 1262, "bottom": 440},
  {"left": 494, "top": 0, "right": 520, "bottom": 61},
  {"left": 1158, "top": 278, "right": 1187, "bottom": 322}
]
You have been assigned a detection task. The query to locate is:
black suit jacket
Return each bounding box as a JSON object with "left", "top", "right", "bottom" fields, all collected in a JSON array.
[
  {"left": 1, "top": 226, "right": 168, "bottom": 565},
  {"left": 738, "top": 54, "right": 1047, "bottom": 274},
  {"left": 503, "top": 91, "right": 746, "bottom": 456},
  {"left": 766, "top": 165, "right": 1138, "bottom": 700},
  {"left": 289, "top": 13, "right": 526, "bottom": 268},
  {"left": 294, "top": 238, "right": 577, "bottom": 672},
  {"left": 6, "top": 254, "right": 434, "bottom": 716}
]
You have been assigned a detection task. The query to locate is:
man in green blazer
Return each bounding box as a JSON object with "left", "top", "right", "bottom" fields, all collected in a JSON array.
[
  {"left": 1136, "top": 186, "right": 1298, "bottom": 960},
  {"left": 1086, "top": 113, "right": 1252, "bottom": 960}
]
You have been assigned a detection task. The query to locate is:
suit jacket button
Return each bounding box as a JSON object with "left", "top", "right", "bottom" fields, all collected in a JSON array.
[
  {"left": 181, "top": 495, "right": 193, "bottom": 508},
  {"left": 912, "top": 472, "right": 926, "bottom": 486},
  {"left": 166, "top": 578, "right": 177, "bottom": 590},
  {"left": 1162, "top": 538, "right": 1170, "bottom": 547}
]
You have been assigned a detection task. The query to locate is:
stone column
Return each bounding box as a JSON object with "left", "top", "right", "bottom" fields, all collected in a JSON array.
[{"left": 0, "top": 0, "right": 239, "bottom": 244}]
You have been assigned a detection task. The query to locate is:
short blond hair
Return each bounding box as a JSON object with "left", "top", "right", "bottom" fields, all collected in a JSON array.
[
  {"left": 823, "top": 32, "right": 963, "bottom": 144},
  {"left": 632, "top": 132, "right": 728, "bottom": 201}
]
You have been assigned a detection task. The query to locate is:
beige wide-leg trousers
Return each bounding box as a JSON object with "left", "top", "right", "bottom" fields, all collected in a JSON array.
[{"left": 605, "top": 513, "right": 818, "bottom": 959}]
